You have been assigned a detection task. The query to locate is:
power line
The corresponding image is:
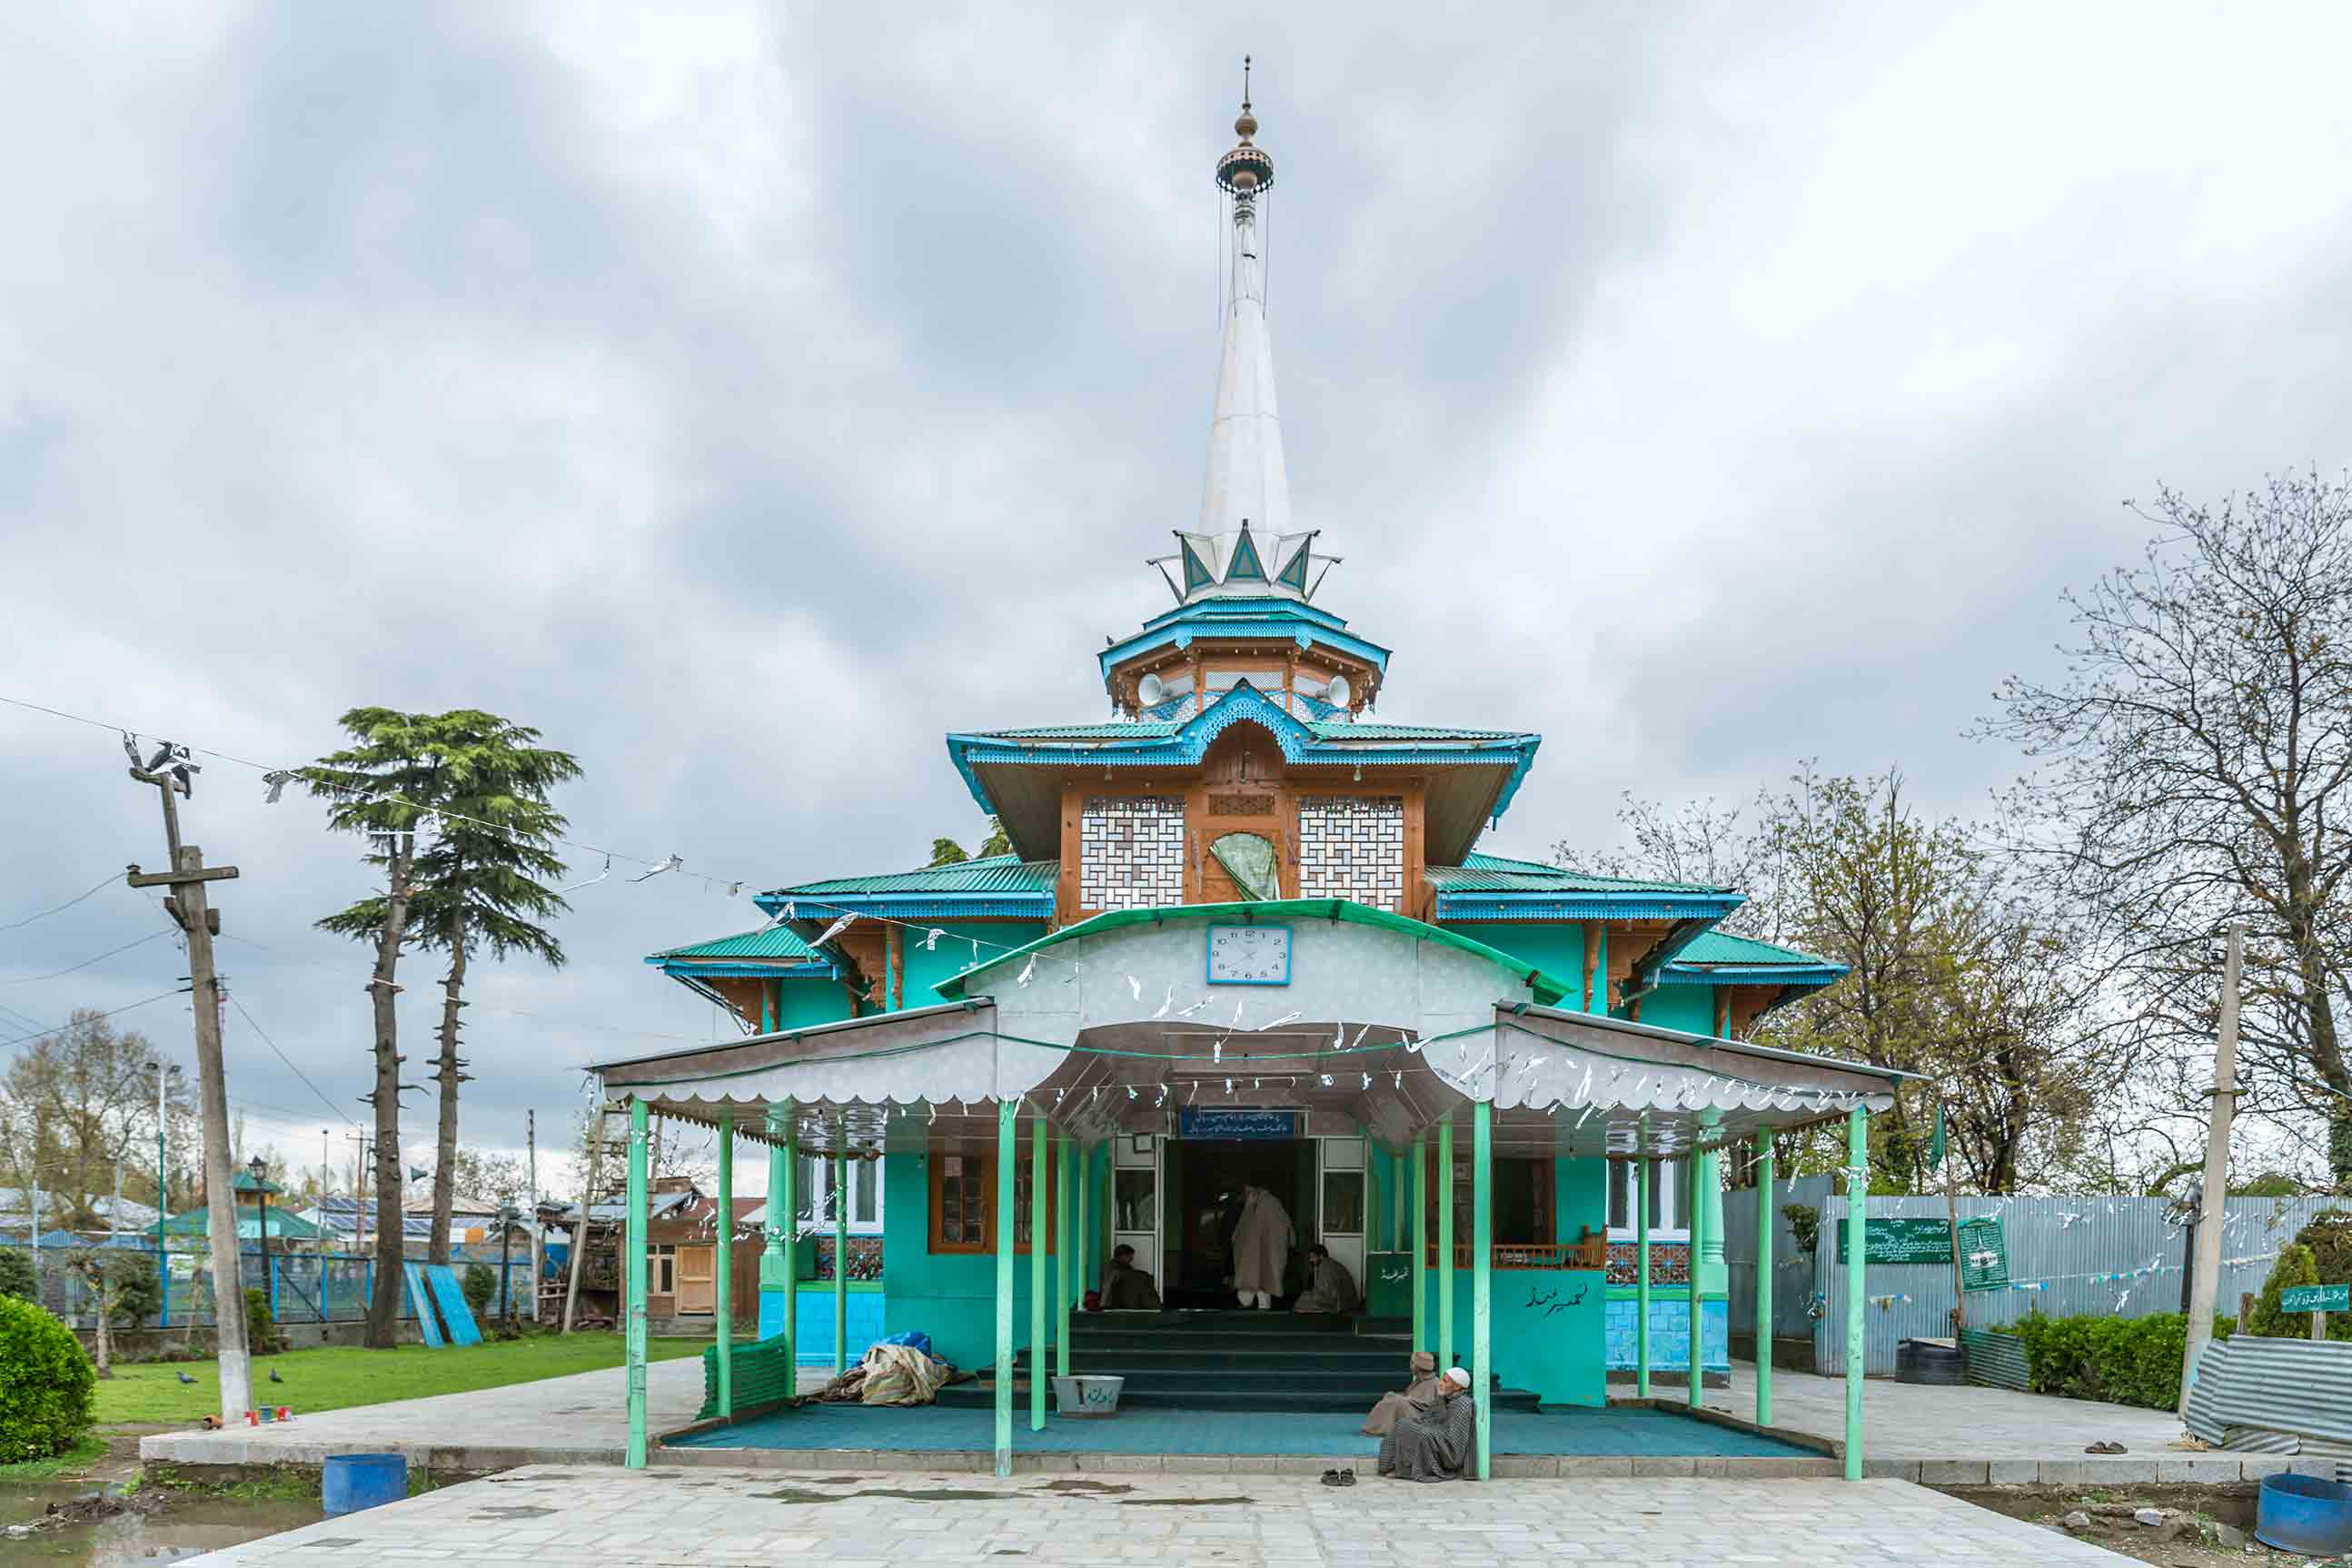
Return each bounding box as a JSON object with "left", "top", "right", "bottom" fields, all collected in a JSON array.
[
  {"left": 223, "top": 992, "right": 359, "bottom": 1132},
  {"left": 0, "top": 871, "right": 123, "bottom": 936},
  {"left": 0, "top": 929, "right": 174, "bottom": 987},
  {"left": 0, "top": 690, "right": 1070, "bottom": 978},
  {"left": 0, "top": 989, "right": 188, "bottom": 1050}
]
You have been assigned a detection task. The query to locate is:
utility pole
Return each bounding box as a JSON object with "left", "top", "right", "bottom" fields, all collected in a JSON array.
[
  {"left": 151, "top": 1058, "right": 168, "bottom": 1329},
  {"left": 526, "top": 1110, "right": 540, "bottom": 1321},
  {"left": 561, "top": 1107, "right": 609, "bottom": 1335},
  {"left": 124, "top": 740, "right": 252, "bottom": 1426},
  {"left": 2178, "top": 919, "right": 2245, "bottom": 1418}
]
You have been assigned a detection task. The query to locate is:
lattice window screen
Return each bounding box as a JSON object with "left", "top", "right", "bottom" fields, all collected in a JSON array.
[
  {"left": 1297, "top": 795, "right": 1405, "bottom": 910},
  {"left": 1079, "top": 796, "right": 1185, "bottom": 909}
]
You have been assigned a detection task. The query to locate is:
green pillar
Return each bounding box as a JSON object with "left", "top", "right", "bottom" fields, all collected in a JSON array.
[
  {"left": 1411, "top": 1136, "right": 1427, "bottom": 1354},
  {"left": 994, "top": 1097, "right": 1017, "bottom": 1478},
  {"left": 1755, "top": 1139, "right": 1775, "bottom": 1428},
  {"left": 1437, "top": 1118, "right": 1454, "bottom": 1368},
  {"left": 1844, "top": 1105, "right": 1868, "bottom": 1481},
  {"left": 1030, "top": 1112, "right": 1047, "bottom": 1431},
  {"left": 716, "top": 1115, "right": 734, "bottom": 1420},
  {"left": 1686, "top": 1146, "right": 1704, "bottom": 1408},
  {"left": 1635, "top": 1148, "right": 1652, "bottom": 1398},
  {"left": 760, "top": 1102, "right": 797, "bottom": 1375},
  {"left": 1056, "top": 1132, "right": 1072, "bottom": 1380},
  {"left": 832, "top": 1146, "right": 849, "bottom": 1376},
  {"left": 624, "top": 1097, "right": 650, "bottom": 1469},
  {"left": 761, "top": 983, "right": 776, "bottom": 1034},
  {"left": 1074, "top": 1139, "right": 1089, "bottom": 1320},
  {"left": 1472, "top": 1101, "right": 1492, "bottom": 1482}
]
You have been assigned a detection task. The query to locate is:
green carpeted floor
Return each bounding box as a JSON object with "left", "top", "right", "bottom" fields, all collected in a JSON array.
[{"left": 670, "top": 1402, "right": 1816, "bottom": 1458}]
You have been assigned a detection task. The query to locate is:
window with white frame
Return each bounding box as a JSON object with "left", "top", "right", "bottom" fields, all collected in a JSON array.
[
  {"left": 650, "top": 1243, "right": 677, "bottom": 1295},
  {"left": 1606, "top": 1157, "right": 1688, "bottom": 1239},
  {"left": 797, "top": 1155, "right": 884, "bottom": 1234}
]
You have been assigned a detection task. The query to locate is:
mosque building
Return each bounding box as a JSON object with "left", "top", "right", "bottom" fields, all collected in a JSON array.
[{"left": 595, "top": 74, "right": 1902, "bottom": 1479}]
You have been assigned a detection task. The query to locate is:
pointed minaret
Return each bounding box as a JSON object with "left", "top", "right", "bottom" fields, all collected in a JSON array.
[{"left": 1194, "top": 62, "right": 1295, "bottom": 578}]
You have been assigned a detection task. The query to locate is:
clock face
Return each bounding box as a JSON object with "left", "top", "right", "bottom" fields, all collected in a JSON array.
[{"left": 1206, "top": 924, "right": 1291, "bottom": 986}]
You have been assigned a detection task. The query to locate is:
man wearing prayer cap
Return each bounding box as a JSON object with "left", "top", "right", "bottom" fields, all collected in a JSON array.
[
  {"left": 1361, "top": 1349, "right": 1443, "bottom": 1437},
  {"left": 1378, "top": 1365, "right": 1477, "bottom": 1482}
]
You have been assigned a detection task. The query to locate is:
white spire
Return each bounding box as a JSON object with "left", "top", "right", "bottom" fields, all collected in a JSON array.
[
  {"left": 1153, "top": 69, "right": 1333, "bottom": 607},
  {"left": 1198, "top": 179, "right": 1290, "bottom": 546}
]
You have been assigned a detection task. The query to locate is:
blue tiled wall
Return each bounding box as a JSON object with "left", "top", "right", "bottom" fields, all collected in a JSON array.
[
  {"left": 1603, "top": 1296, "right": 1728, "bottom": 1373},
  {"left": 758, "top": 1286, "right": 888, "bottom": 1365}
]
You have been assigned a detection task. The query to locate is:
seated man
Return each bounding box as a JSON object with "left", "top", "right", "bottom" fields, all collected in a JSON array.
[
  {"left": 1378, "top": 1365, "right": 1475, "bottom": 1483},
  {"left": 1291, "top": 1244, "right": 1359, "bottom": 1315},
  {"left": 1362, "top": 1349, "right": 1441, "bottom": 1436},
  {"left": 1100, "top": 1244, "right": 1161, "bottom": 1311}
]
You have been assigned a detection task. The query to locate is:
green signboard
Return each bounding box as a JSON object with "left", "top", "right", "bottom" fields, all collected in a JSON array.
[
  {"left": 2281, "top": 1283, "right": 2350, "bottom": 1314},
  {"left": 1829, "top": 1216, "right": 1954, "bottom": 1265},
  {"left": 1957, "top": 1216, "right": 2010, "bottom": 1292}
]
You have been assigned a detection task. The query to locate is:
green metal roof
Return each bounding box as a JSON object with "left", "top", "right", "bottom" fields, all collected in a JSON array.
[
  {"left": 1426, "top": 852, "right": 1734, "bottom": 896},
  {"left": 932, "top": 898, "right": 1581, "bottom": 1008},
  {"left": 646, "top": 926, "right": 821, "bottom": 963},
  {"left": 770, "top": 856, "right": 1060, "bottom": 898},
  {"left": 1665, "top": 930, "right": 1841, "bottom": 970},
  {"left": 157, "top": 1205, "right": 325, "bottom": 1241}
]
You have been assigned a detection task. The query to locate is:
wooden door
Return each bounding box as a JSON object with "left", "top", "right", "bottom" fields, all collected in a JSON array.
[{"left": 675, "top": 1245, "right": 715, "bottom": 1315}]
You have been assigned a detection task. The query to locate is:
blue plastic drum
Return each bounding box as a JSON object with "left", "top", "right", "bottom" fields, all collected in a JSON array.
[
  {"left": 2255, "top": 1472, "right": 2352, "bottom": 1555},
  {"left": 322, "top": 1452, "right": 408, "bottom": 1517}
]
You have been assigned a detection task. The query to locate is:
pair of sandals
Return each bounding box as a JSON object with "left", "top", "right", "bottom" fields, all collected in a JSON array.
[
  {"left": 1319, "top": 1467, "right": 1357, "bottom": 1487},
  {"left": 2084, "top": 1441, "right": 2129, "bottom": 1454}
]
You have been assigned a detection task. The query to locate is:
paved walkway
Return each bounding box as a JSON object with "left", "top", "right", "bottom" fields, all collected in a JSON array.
[
  {"left": 141, "top": 1355, "right": 2300, "bottom": 1486},
  {"left": 184, "top": 1466, "right": 2133, "bottom": 1566}
]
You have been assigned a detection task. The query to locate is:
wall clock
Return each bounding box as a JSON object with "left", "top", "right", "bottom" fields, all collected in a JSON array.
[{"left": 1206, "top": 924, "right": 1291, "bottom": 985}]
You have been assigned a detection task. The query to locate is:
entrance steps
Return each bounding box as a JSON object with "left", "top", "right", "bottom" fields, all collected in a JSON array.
[{"left": 938, "top": 1309, "right": 1543, "bottom": 1415}]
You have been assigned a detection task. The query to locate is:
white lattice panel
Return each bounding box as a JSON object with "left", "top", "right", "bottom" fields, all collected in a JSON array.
[
  {"left": 1297, "top": 795, "right": 1404, "bottom": 910},
  {"left": 1080, "top": 797, "right": 1185, "bottom": 909}
]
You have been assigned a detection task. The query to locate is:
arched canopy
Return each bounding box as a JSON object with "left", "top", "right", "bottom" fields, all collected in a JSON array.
[{"left": 589, "top": 900, "right": 1912, "bottom": 1159}]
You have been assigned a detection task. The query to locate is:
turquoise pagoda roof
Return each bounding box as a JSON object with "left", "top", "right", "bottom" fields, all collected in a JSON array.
[
  {"left": 948, "top": 682, "right": 1540, "bottom": 865},
  {"left": 1427, "top": 852, "right": 1746, "bottom": 923},
  {"left": 753, "top": 856, "right": 1058, "bottom": 921},
  {"left": 1653, "top": 929, "right": 1846, "bottom": 991}
]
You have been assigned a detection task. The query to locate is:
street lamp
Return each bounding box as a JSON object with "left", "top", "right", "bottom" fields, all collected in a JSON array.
[{"left": 249, "top": 1155, "right": 272, "bottom": 1325}]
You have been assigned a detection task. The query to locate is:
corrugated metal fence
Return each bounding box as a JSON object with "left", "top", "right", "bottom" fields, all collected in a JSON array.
[{"left": 1723, "top": 1179, "right": 2342, "bottom": 1376}]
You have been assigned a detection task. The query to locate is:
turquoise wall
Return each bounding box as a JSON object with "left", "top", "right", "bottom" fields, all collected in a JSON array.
[
  {"left": 879, "top": 1145, "right": 1077, "bottom": 1372},
  {"left": 773, "top": 976, "right": 855, "bottom": 1029},
  {"left": 757, "top": 1283, "right": 887, "bottom": 1365},
  {"left": 904, "top": 922, "right": 1047, "bottom": 1007},
  {"left": 1454, "top": 922, "right": 1585, "bottom": 997},
  {"left": 1604, "top": 1296, "right": 1729, "bottom": 1374},
  {"left": 1424, "top": 1265, "right": 1607, "bottom": 1407},
  {"left": 1640, "top": 984, "right": 1717, "bottom": 1037}
]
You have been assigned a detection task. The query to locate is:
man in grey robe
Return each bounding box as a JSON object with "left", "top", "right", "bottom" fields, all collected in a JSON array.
[
  {"left": 1378, "top": 1366, "right": 1476, "bottom": 1483},
  {"left": 1292, "top": 1245, "right": 1359, "bottom": 1315},
  {"left": 1362, "top": 1350, "right": 1441, "bottom": 1436}
]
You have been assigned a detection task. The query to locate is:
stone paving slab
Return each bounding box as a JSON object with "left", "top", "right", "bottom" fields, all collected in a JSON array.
[
  {"left": 142, "top": 1352, "right": 2324, "bottom": 1487},
  {"left": 179, "top": 1465, "right": 2138, "bottom": 1566}
]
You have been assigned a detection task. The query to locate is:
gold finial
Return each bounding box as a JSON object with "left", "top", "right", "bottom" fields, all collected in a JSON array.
[{"left": 1235, "top": 55, "right": 1257, "bottom": 140}]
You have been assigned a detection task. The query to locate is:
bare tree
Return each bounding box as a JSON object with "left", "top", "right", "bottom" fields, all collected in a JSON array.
[{"left": 1988, "top": 472, "right": 2352, "bottom": 1186}]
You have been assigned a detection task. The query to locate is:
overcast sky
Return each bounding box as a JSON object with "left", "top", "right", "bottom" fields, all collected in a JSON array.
[{"left": 6, "top": 5, "right": 2352, "bottom": 1191}]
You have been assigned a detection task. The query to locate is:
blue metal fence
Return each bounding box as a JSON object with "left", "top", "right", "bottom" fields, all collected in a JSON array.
[{"left": 15, "top": 1240, "right": 539, "bottom": 1331}]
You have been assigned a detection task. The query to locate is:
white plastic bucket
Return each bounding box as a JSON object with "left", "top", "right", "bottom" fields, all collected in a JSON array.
[{"left": 1052, "top": 1374, "right": 1125, "bottom": 1418}]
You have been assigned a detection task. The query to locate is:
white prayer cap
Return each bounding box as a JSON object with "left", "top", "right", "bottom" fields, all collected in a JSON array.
[{"left": 1443, "top": 1366, "right": 1472, "bottom": 1388}]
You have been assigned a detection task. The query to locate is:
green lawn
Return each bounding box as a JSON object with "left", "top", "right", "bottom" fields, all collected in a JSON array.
[{"left": 97, "top": 1335, "right": 706, "bottom": 1425}]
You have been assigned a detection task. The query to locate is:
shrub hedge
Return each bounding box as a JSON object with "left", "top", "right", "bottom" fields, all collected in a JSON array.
[
  {"left": 2001, "top": 1310, "right": 2234, "bottom": 1411},
  {"left": 0, "top": 1295, "right": 95, "bottom": 1461}
]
